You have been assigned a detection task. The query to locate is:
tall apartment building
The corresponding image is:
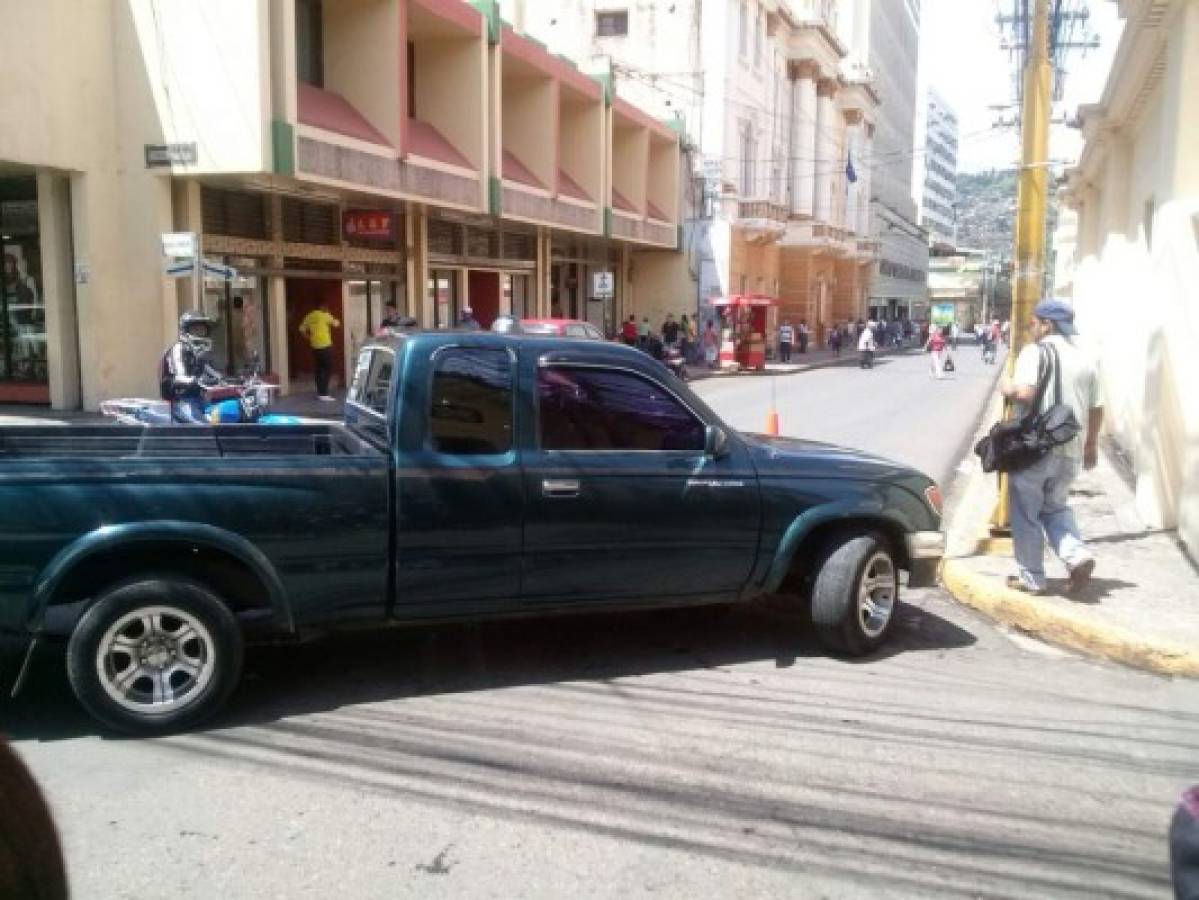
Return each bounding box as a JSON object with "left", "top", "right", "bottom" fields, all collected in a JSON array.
[
  {"left": 506, "top": 0, "right": 883, "bottom": 343},
  {"left": 915, "top": 88, "right": 959, "bottom": 250},
  {"left": 0, "top": 0, "right": 681, "bottom": 409},
  {"left": 865, "top": 0, "right": 928, "bottom": 321}
]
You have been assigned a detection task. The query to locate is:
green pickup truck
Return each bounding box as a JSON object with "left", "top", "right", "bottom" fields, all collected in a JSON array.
[{"left": 0, "top": 331, "right": 944, "bottom": 733}]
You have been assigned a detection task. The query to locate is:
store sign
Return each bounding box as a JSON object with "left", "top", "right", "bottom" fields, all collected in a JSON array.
[
  {"left": 931, "top": 303, "right": 956, "bottom": 326},
  {"left": 144, "top": 143, "right": 197, "bottom": 167},
  {"left": 343, "top": 210, "right": 395, "bottom": 240},
  {"left": 591, "top": 271, "right": 615, "bottom": 299}
]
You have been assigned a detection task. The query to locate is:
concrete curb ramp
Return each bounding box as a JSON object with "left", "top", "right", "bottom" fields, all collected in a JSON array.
[
  {"left": 938, "top": 387, "right": 1199, "bottom": 679},
  {"left": 941, "top": 558, "right": 1199, "bottom": 678}
]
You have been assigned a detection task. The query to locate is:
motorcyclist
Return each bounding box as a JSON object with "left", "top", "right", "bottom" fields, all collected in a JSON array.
[{"left": 159, "top": 311, "right": 224, "bottom": 423}]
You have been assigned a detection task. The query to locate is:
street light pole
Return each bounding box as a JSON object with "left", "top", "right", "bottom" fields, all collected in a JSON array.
[{"left": 993, "top": 0, "right": 1052, "bottom": 534}]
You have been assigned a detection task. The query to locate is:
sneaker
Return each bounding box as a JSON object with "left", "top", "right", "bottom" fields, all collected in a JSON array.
[
  {"left": 317, "top": 395, "right": 337, "bottom": 402},
  {"left": 1005, "top": 576, "right": 1046, "bottom": 596},
  {"left": 1067, "top": 558, "right": 1095, "bottom": 594}
]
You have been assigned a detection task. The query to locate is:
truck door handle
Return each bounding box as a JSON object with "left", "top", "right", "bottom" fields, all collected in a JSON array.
[{"left": 542, "top": 479, "right": 580, "bottom": 498}]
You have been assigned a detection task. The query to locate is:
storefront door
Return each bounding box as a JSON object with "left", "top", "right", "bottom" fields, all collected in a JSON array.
[
  {"left": 0, "top": 176, "right": 48, "bottom": 403},
  {"left": 286, "top": 278, "right": 345, "bottom": 392},
  {"left": 467, "top": 270, "right": 500, "bottom": 329}
]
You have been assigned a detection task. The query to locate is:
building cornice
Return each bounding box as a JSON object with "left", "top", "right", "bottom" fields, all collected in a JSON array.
[{"left": 1072, "top": 0, "right": 1173, "bottom": 183}]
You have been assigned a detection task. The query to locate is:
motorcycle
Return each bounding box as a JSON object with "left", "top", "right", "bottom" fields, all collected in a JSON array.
[
  {"left": 640, "top": 336, "right": 688, "bottom": 382},
  {"left": 101, "top": 374, "right": 302, "bottom": 426}
]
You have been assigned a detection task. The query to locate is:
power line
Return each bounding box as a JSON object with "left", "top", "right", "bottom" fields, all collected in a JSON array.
[{"left": 613, "top": 63, "right": 1011, "bottom": 178}]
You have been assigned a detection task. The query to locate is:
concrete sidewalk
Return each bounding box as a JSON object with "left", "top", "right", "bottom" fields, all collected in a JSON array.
[
  {"left": 941, "top": 398, "right": 1199, "bottom": 677},
  {"left": 688, "top": 343, "right": 918, "bottom": 381}
]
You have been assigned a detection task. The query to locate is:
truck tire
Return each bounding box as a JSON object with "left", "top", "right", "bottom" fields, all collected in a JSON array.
[
  {"left": 810, "top": 532, "right": 898, "bottom": 656},
  {"left": 66, "top": 576, "right": 243, "bottom": 735}
]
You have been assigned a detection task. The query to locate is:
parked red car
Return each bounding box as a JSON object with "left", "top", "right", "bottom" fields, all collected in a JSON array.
[{"left": 518, "top": 318, "right": 605, "bottom": 340}]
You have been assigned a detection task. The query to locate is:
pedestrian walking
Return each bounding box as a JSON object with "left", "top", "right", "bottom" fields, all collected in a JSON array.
[
  {"left": 621, "top": 315, "right": 638, "bottom": 346},
  {"left": 950, "top": 320, "right": 960, "bottom": 350},
  {"left": 1171, "top": 786, "right": 1199, "bottom": 900},
  {"left": 982, "top": 318, "right": 1000, "bottom": 364},
  {"left": 858, "top": 320, "right": 877, "bottom": 369},
  {"left": 702, "top": 319, "right": 720, "bottom": 368},
  {"left": 999, "top": 299, "right": 1103, "bottom": 595},
  {"left": 829, "top": 325, "right": 842, "bottom": 357},
  {"left": 680, "top": 314, "right": 695, "bottom": 361},
  {"left": 777, "top": 321, "right": 794, "bottom": 363},
  {"left": 298, "top": 301, "right": 341, "bottom": 400},
  {"left": 638, "top": 316, "right": 651, "bottom": 349},
  {"left": 798, "top": 320, "right": 810, "bottom": 354},
  {"left": 925, "top": 326, "right": 946, "bottom": 379},
  {"left": 662, "top": 313, "right": 680, "bottom": 347}
]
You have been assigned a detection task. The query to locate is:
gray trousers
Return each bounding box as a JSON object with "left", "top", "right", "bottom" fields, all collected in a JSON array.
[{"left": 1009, "top": 452, "right": 1092, "bottom": 590}]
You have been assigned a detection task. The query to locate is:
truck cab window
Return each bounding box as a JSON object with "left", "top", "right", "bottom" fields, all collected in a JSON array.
[
  {"left": 537, "top": 366, "right": 704, "bottom": 451},
  {"left": 430, "top": 348, "right": 513, "bottom": 454},
  {"left": 348, "top": 348, "right": 394, "bottom": 415}
]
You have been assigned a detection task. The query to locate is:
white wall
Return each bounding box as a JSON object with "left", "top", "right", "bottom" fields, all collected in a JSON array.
[
  {"left": 126, "top": 0, "right": 272, "bottom": 173},
  {"left": 1072, "top": 5, "right": 1199, "bottom": 556}
]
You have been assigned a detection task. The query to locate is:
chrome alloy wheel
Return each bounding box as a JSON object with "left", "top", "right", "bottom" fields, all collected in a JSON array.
[
  {"left": 857, "top": 552, "right": 896, "bottom": 639},
  {"left": 95, "top": 606, "right": 216, "bottom": 714}
]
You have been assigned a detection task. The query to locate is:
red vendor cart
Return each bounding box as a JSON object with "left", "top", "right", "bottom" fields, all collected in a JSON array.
[{"left": 711, "top": 294, "right": 779, "bottom": 370}]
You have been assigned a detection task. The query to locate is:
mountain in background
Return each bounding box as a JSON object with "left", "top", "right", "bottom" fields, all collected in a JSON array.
[
  {"left": 955, "top": 169, "right": 1017, "bottom": 257},
  {"left": 956, "top": 168, "right": 1062, "bottom": 301}
]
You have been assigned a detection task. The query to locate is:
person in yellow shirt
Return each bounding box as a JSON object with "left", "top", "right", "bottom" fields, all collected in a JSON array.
[{"left": 298, "top": 302, "right": 340, "bottom": 400}]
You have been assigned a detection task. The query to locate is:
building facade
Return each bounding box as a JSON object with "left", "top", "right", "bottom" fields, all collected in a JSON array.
[
  {"left": 505, "top": 0, "right": 882, "bottom": 345},
  {"left": 865, "top": 0, "right": 928, "bottom": 322},
  {"left": 0, "top": 0, "right": 681, "bottom": 409},
  {"left": 1063, "top": 0, "right": 1199, "bottom": 557},
  {"left": 915, "top": 88, "right": 959, "bottom": 250}
]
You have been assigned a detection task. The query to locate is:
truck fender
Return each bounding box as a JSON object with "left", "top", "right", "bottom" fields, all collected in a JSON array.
[
  {"left": 27, "top": 521, "right": 293, "bottom": 634},
  {"left": 761, "top": 499, "right": 907, "bottom": 594}
]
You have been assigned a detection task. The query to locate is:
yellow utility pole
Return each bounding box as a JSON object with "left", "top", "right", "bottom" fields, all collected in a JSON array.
[{"left": 993, "top": 0, "right": 1053, "bottom": 533}]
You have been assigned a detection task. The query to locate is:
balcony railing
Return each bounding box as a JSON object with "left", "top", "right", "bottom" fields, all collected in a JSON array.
[
  {"left": 737, "top": 201, "right": 789, "bottom": 224},
  {"left": 788, "top": 0, "right": 837, "bottom": 31}
]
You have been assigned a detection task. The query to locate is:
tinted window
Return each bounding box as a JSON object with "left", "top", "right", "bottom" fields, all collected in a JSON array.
[
  {"left": 430, "top": 349, "right": 512, "bottom": 454},
  {"left": 583, "top": 325, "right": 603, "bottom": 340},
  {"left": 521, "top": 323, "right": 558, "bottom": 335},
  {"left": 348, "top": 348, "right": 394, "bottom": 415},
  {"left": 538, "top": 367, "right": 704, "bottom": 451},
  {"left": 564, "top": 325, "right": 589, "bottom": 339}
]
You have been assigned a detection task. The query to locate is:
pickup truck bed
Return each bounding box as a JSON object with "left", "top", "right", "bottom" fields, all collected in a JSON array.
[{"left": 0, "top": 424, "right": 379, "bottom": 459}]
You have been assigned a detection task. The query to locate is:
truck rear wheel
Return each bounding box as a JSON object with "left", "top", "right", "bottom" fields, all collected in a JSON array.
[
  {"left": 66, "top": 576, "right": 243, "bottom": 734},
  {"left": 811, "top": 532, "right": 898, "bottom": 656}
]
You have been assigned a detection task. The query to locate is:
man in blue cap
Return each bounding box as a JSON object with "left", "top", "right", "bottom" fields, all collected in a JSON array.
[{"left": 998, "top": 299, "right": 1104, "bottom": 594}]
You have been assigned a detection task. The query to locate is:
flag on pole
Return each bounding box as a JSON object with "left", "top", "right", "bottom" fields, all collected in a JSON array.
[{"left": 846, "top": 151, "right": 858, "bottom": 184}]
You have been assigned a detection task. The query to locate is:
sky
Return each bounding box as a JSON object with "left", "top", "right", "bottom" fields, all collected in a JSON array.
[{"left": 917, "top": 0, "right": 1125, "bottom": 173}]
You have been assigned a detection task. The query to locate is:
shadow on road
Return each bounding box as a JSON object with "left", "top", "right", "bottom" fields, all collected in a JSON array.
[{"left": 2, "top": 601, "right": 977, "bottom": 742}]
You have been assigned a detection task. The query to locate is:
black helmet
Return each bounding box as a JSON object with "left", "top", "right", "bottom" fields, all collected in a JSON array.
[{"left": 179, "top": 311, "right": 215, "bottom": 354}]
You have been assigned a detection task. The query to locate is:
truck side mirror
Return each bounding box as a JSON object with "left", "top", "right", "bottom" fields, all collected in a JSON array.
[{"left": 704, "top": 425, "right": 729, "bottom": 459}]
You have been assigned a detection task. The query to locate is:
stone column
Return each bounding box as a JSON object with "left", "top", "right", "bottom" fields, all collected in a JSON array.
[
  {"left": 858, "top": 124, "right": 874, "bottom": 237},
  {"left": 791, "top": 61, "right": 819, "bottom": 217},
  {"left": 843, "top": 111, "right": 863, "bottom": 235},
  {"left": 37, "top": 171, "right": 81, "bottom": 410},
  {"left": 814, "top": 77, "right": 838, "bottom": 223}
]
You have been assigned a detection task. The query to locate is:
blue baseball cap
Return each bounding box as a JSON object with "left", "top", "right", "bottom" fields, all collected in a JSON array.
[{"left": 1033, "top": 298, "right": 1077, "bottom": 335}]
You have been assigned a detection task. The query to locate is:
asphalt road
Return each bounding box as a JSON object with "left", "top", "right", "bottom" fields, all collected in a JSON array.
[
  {"left": 691, "top": 343, "right": 1002, "bottom": 489},
  {"left": 4, "top": 345, "right": 1198, "bottom": 899}
]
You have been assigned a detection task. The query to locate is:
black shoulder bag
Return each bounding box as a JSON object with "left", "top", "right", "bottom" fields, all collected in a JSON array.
[{"left": 974, "top": 343, "right": 1081, "bottom": 473}]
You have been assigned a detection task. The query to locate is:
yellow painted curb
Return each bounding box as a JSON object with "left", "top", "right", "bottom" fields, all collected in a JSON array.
[{"left": 940, "top": 559, "right": 1199, "bottom": 678}]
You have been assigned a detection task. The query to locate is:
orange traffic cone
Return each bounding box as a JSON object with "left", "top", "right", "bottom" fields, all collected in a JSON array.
[{"left": 764, "top": 376, "right": 780, "bottom": 435}]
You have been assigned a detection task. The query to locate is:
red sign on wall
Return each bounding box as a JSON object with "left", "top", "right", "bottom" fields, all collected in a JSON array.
[{"left": 343, "top": 210, "right": 395, "bottom": 240}]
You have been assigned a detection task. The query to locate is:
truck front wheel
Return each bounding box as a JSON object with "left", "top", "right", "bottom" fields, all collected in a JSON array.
[
  {"left": 66, "top": 576, "right": 243, "bottom": 734},
  {"left": 811, "top": 532, "right": 898, "bottom": 656}
]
